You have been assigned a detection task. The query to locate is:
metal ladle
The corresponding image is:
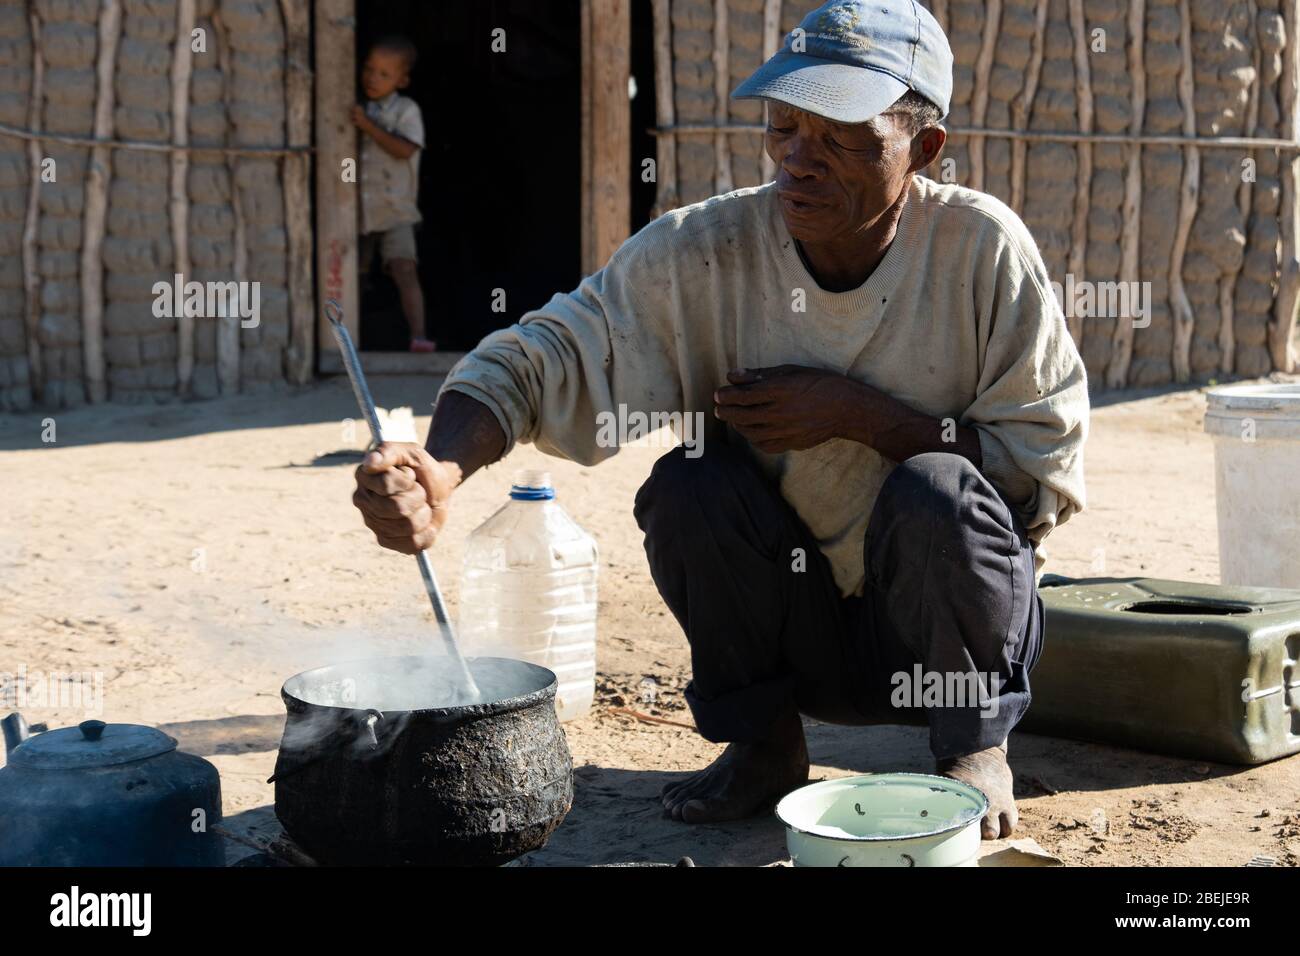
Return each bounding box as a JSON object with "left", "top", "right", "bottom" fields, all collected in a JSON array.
[{"left": 323, "top": 299, "right": 481, "bottom": 699}]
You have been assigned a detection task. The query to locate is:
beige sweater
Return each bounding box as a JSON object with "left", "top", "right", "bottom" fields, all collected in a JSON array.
[{"left": 441, "top": 176, "right": 1089, "bottom": 596}]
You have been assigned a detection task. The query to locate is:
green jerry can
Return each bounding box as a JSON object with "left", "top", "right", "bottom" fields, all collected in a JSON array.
[{"left": 1021, "top": 577, "right": 1300, "bottom": 765}]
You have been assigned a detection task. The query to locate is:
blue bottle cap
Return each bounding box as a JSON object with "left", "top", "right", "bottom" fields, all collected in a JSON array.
[{"left": 510, "top": 469, "right": 554, "bottom": 500}]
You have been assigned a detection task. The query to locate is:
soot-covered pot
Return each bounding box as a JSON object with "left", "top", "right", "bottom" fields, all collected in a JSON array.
[
  {"left": 272, "top": 655, "right": 573, "bottom": 866},
  {"left": 0, "top": 714, "right": 223, "bottom": 866}
]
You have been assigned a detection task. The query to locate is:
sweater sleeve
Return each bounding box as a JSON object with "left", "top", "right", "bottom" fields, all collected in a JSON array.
[
  {"left": 437, "top": 223, "right": 686, "bottom": 465},
  {"left": 962, "top": 221, "right": 1089, "bottom": 547}
]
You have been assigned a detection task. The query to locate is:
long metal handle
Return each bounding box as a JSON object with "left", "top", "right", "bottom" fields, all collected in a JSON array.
[
  {"left": 326, "top": 300, "right": 385, "bottom": 447},
  {"left": 323, "top": 300, "right": 479, "bottom": 696},
  {"left": 416, "top": 551, "right": 455, "bottom": 636}
]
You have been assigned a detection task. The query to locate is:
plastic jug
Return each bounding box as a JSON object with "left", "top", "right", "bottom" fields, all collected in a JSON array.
[{"left": 458, "top": 470, "right": 598, "bottom": 721}]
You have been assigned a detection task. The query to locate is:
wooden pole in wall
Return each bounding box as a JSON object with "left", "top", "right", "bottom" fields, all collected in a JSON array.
[
  {"left": 713, "top": 0, "right": 732, "bottom": 194},
  {"left": 583, "top": 0, "right": 631, "bottom": 273},
  {"left": 1272, "top": 0, "right": 1300, "bottom": 373},
  {"left": 931, "top": 0, "right": 948, "bottom": 34},
  {"left": 968, "top": 0, "right": 1000, "bottom": 192},
  {"left": 1169, "top": 0, "right": 1198, "bottom": 383},
  {"left": 1067, "top": 0, "right": 1092, "bottom": 350},
  {"left": 1223, "top": 0, "right": 1261, "bottom": 375},
  {"left": 760, "top": 0, "right": 781, "bottom": 183},
  {"left": 280, "top": 0, "right": 313, "bottom": 385},
  {"left": 1010, "top": 0, "right": 1048, "bottom": 216},
  {"left": 315, "top": 0, "right": 359, "bottom": 351},
  {"left": 171, "top": 0, "right": 195, "bottom": 395},
  {"left": 21, "top": 4, "right": 43, "bottom": 400},
  {"left": 79, "top": 0, "right": 118, "bottom": 404},
  {"left": 1107, "top": 0, "right": 1145, "bottom": 388},
  {"left": 652, "top": 0, "right": 678, "bottom": 215},
  {"left": 212, "top": 10, "right": 243, "bottom": 393},
  {"left": 581, "top": 0, "right": 593, "bottom": 272}
]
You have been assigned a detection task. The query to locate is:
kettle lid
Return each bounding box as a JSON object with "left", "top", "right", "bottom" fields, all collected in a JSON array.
[{"left": 8, "top": 720, "right": 177, "bottom": 770}]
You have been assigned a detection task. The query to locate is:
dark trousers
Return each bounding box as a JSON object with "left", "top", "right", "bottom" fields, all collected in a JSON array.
[{"left": 633, "top": 444, "right": 1043, "bottom": 761}]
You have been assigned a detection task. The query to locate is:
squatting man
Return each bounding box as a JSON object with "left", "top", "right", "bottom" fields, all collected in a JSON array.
[{"left": 352, "top": 0, "right": 1088, "bottom": 839}]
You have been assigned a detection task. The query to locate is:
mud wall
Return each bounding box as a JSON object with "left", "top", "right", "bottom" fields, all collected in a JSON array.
[
  {"left": 669, "top": 0, "right": 709, "bottom": 205},
  {"left": 1, "top": 0, "right": 295, "bottom": 410},
  {"left": 1082, "top": 0, "right": 1131, "bottom": 384},
  {"left": 7, "top": 0, "right": 1299, "bottom": 407},
  {"left": 1232, "top": 0, "right": 1283, "bottom": 379},
  {"left": 35, "top": 0, "right": 97, "bottom": 409},
  {"left": 0, "top": 4, "right": 33, "bottom": 411},
  {"left": 223, "top": 0, "right": 288, "bottom": 394},
  {"left": 187, "top": 0, "right": 233, "bottom": 400},
  {"left": 658, "top": 0, "right": 1300, "bottom": 388},
  {"left": 1185, "top": 1, "right": 1251, "bottom": 379},
  {"left": 725, "top": 0, "right": 765, "bottom": 189},
  {"left": 104, "top": 0, "right": 177, "bottom": 403},
  {"left": 1131, "top": 0, "right": 1181, "bottom": 386}
]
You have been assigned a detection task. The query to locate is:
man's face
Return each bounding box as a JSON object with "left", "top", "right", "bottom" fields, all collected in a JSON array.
[
  {"left": 764, "top": 102, "right": 919, "bottom": 243},
  {"left": 362, "top": 49, "right": 409, "bottom": 101}
]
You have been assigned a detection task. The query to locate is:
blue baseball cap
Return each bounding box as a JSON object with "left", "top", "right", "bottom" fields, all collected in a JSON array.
[{"left": 732, "top": 0, "right": 953, "bottom": 124}]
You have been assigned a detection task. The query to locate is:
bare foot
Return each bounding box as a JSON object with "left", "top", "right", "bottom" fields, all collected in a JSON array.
[
  {"left": 661, "top": 709, "right": 809, "bottom": 823},
  {"left": 937, "top": 739, "right": 1017, "bottom": 839}
]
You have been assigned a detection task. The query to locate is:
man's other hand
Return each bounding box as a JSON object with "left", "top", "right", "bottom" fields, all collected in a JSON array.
[
  {"left": 352, "top": 442, "right": 461, "bottom": 554},
  {"left": 713, "top": 365, "right": 860, "bottom": 454}
]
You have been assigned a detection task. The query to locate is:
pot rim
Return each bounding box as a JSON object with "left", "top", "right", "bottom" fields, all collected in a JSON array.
[
  {"left": 280, "top": 654, "right": 558, "bottom": 720},
  {"left": 775, "top": 772, "right": 989, "bottom": 844}
]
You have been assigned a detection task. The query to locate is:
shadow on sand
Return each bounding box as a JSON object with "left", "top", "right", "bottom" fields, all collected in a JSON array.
[
  {"left": 205, "top": 713, "right": 1250, "bottom": 866},
  {"left": 0, "top": 375, "right": 443, "bottom": 451}
]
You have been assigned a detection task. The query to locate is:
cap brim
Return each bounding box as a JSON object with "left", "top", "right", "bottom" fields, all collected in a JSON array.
[{"left": 732, "top": 52, "right": 909, "bottom": 125}]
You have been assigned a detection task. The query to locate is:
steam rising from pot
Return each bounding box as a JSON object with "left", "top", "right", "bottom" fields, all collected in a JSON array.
[{"left": 287, "top": 656, "right": 546, "bottom": 712}]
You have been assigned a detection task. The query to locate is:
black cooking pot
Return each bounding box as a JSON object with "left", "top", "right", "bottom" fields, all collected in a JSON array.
[
  {"left": 0, "top": 713, "right": 223, "bottom": 866},
  {"left": 272, "top": 655, "right": 573, "bottom": 866}
]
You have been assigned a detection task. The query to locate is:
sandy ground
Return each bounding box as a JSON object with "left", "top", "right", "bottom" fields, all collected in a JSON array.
[{"left": 2, "top": 373, "right": 1298, "bottom": 867}]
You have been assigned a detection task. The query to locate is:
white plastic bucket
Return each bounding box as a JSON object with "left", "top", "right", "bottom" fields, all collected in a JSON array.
[{"left": 1204, "top": 383, "right": 1300, "bottom": 588}]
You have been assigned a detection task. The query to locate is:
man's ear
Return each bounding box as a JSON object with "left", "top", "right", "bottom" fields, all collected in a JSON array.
[{"left": 910, "top": 125, "right": 946, "bottom": 175}]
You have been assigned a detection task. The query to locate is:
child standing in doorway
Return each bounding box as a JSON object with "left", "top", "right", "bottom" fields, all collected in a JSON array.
[{"left": 352, "top": 36, "right": 434, "bottom": 352}]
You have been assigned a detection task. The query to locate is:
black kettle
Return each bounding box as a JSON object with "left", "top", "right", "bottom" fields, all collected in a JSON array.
[{"left": 0, "top": 713, "right": 224, "bottom": 866}]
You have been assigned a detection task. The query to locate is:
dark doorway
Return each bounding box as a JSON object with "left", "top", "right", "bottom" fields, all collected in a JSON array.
[
  {"left": 355, "top": 1, "right": 583, "bottom": 352},
  {"left": 629, "top": 0, "right": 658, "bottom": 234}
]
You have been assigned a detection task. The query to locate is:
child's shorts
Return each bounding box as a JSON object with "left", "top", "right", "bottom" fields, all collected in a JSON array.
[{"left": 360, "top": 224, "right": 417, "bottom": 267}]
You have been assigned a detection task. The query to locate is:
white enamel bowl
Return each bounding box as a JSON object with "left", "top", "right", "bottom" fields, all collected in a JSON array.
[{"left": 776, "top": 773, "right": 989, "bottom": 867}]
